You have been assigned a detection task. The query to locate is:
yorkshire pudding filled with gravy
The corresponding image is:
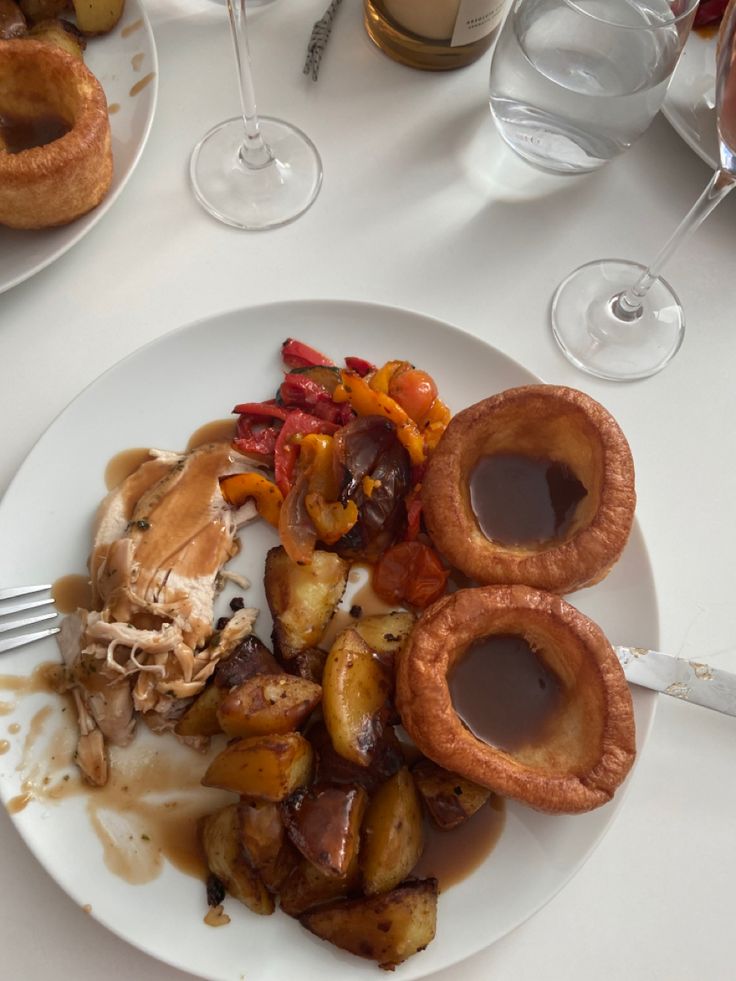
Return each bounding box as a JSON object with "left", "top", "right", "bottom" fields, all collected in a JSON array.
[
  {"left": 396, "top": 586, "right": 635, "bottom": 814},
  {"left": 0, "top": 40, "right": 112, "bottom": 229},
  {"left": 422, "top": 385, "right": 635, "bottom": 594}
]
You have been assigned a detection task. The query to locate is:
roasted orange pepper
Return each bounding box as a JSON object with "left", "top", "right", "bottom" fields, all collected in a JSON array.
[
  {"left": 333, "top": 370, "right": 426, "bottom": 466},
  {"left": 219, "top": 472, "right": 283, "bottom": 527}
]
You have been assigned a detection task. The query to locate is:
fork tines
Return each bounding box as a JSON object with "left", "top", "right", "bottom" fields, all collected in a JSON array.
[{"left": 0, "top": 585, "right": 60, "bottom": 654}]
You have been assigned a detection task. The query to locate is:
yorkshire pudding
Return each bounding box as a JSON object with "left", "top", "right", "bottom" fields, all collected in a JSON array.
[
  {"left": 0, "top": 39, "right": 112, "bottom": 229},
  {"left": 422, "top": 385, "right": 635, "bottom": 594},
  {"left": 396, "top": 586, "right": 636, "bottom": 814}
]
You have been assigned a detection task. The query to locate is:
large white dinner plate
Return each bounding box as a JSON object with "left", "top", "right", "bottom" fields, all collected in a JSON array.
[
  {"left": 0, "top": 0, "right": 158, "bottom": 295},
  {"left": 0, "top": 300, "right": 658, "bottom": 981},
  {"left": 663, "top": 27, "right": 718, "bottom": 167}
]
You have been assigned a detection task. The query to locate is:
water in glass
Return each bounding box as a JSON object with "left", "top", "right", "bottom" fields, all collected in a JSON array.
[{"left": 489, "top": 0, "right": 687, "bottom": 174}]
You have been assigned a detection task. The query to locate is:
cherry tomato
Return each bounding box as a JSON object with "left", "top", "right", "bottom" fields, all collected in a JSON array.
[
  {"left": 372, "top": 541, "right": 449, "bottom": 609},
  {"left": 388, "top": 369, "right": 438, "bottom": 424}
]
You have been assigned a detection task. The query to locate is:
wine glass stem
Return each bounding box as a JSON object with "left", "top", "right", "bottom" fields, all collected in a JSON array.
[
  {"left": 613, "top": 168, "right": 736, "bottom": 321},
  {"left": 227, "top": 0, "right": 273, "bottom": 169}
]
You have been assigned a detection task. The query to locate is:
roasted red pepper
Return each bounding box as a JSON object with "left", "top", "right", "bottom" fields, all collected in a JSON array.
[
  {"left": 281, "top": 338, "right": 335, "bottom": 369},
  {"left": 279, "top": 373, "right": 352, "bottom": 425},
  {"left": 232, "top": 401, "right": 289, "bottom": 462},
  {"left": 694, "top": 0, "right": 727, "bottom": 27},
  {"left": 344, "top": 356, "right": 376, "bottom": 377},
  {"left": 274, "top": 410, "right": 339, "bottom": 497},
  {"left": 232, "top": 401, "right": 289, "bottom": 420}
]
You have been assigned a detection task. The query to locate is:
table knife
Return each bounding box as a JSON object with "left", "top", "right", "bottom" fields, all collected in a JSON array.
[{"left": 615, "top": 646, "right": 736, "bottom": 717}]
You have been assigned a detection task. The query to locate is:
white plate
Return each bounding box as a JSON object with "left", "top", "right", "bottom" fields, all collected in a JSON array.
[
  {"left": 663, "top": 27, "right": 718, "bottom": 167},
  {"left": 0, "top": 0, "right": 158, "bottom": 295},
  {"left": 0, "top": 300, "right": 658, "bottom": 981}
]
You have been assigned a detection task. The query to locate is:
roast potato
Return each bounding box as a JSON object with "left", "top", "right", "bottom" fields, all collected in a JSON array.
[
  {"left": 175, "top": 683, "right": 223, "bottom": 738},
  {"left": 353, "top": 611, "right": 415, "bottom": 669},
  {"left": 26, "top": 18, "right": 85, "bottom": 58},
  {"left": 217, "top": 674, "right": 321, "bottom": 738},
  {"left": 18, "top": 0, "right": 68, "bottom": 24},
  {"left": 71, "top": 0, "right": 124, "bottom": 35},
  {"left": 202, "top": 733, "right": 314, "bottom": 801},
  {"left": 279, "top": 853, "right": 360, "bottom": 918},
  {"left": 412, "top": 758, "right": 492, "bottom": 830},
  {"left": 361, "top": 767, "right": 424, "bottom": 896},
  {"left": 238, "top": 799, "right": 298, "bottom": 892},
  {"left": 311, "top": 720, "right": 403, "bottom": 793},
  {"left": 265, "top": 546, "right": 348, "bottom": 659},
  {"left": 200, "top": 804, "right": 273, "bottom": 915},
  {"left": 300, "top": 878, "right": 438, "bottom": 969},
  {"left": 0, "top": 0, "right": 25, "bottom": 37},
  {"left": 322, "top": 627, "right": 393, "bottom": 766},
  {"left": 281, "top": 784, "right": 368, "bottom": 877}
]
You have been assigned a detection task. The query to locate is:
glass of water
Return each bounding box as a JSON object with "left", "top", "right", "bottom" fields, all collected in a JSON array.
[{"left": 489, "top": 0, "right": 699, "bottom": 175}]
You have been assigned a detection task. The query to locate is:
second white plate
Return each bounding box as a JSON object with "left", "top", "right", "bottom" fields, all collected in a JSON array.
[{"left": 0, "top": 0, "right": 158, "bottom": 295}]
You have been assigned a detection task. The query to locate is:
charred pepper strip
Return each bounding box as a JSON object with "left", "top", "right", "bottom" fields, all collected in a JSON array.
[
  {"left": 274, "top": 411, "right": 339, "bottom": 497},
  {"left": 333, "top": 370, "right": 426, "bottom": 466},
  {"left": 281, "top": 338, "right": 335, "bottom": 369},
  {"left": 219, "top": 473, "right": 284, "bottom": 527}
]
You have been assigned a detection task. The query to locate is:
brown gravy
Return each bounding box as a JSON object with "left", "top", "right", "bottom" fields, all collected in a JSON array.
[
  {"left": 0, "top": 112, "right": 71, "bottom": 153},
  {"left": 186, "top": 419, "right": 237, "bottom": 452},
  {"left": 413, "top": 796, "right": 505, "bottom": 890},
  {"left": 104, "top": 447, "right": 152, "bottom": 490},
  {"left": 129, "top": 72, "right": 155, "bottom": 97},
  {"left": 449, "top": 634, "right": 563, "bottom": 751},
  {"left": 470, "top": 453, "right": 586, "bottom": 546},
  {"left": 52, "top": 573, "right": 93, "bottom": 614}
]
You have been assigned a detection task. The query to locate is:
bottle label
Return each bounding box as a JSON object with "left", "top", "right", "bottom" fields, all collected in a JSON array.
[{"left": 451, "top": 0, "right": 506, "bottom": 47}]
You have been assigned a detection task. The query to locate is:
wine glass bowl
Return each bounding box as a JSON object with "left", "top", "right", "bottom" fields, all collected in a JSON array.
[
  {"left": 550, "top": 0, "right": 736, "bottom": 380},
  {"left": 190, "top": 0, "right": 322, "bottom": 230}
]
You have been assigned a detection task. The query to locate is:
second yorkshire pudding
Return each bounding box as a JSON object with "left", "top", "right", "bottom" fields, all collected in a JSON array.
[
  {"left": 422, "top": 385, "right": 635, "bottom": 594},
  {"left": 396, "top": 586, "right": 636, "bottom": 814},
  {"left": 0, "top": 40, "right": 112, "bottom": 229}
]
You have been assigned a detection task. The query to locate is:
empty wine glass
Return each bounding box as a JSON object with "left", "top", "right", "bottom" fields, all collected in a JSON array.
[
  {"left": 190, "top": 0, "right": 322, "bottom": 230},
  {"left": 551, "top": 0, "right": 736, "bottom": 380}
]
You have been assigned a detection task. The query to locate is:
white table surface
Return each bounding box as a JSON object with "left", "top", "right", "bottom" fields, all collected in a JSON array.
[{"left": 2, "top": 2, "right": 735, "bottom": 979}]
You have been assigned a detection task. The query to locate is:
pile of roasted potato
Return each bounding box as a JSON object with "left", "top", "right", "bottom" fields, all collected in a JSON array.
[
  {"left": 0, "top": 0, "right": 124, "bottom": 53},
  {"left": 178, "top": 545, "right": 495, "bottom": 970}
]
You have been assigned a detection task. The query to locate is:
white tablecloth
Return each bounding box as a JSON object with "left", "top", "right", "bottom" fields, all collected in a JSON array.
[{"left": 1, "top": 2, "right": 734, "bottom": 978}]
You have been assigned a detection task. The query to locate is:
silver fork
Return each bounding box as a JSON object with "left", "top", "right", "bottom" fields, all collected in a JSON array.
[{"left": 0, "top": 585, "right": 60, "bottom": 654}]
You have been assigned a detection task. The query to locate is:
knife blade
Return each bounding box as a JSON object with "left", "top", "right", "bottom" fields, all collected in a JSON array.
[{"left": 615, "top": 646, "right": 736, "bottom": 717}]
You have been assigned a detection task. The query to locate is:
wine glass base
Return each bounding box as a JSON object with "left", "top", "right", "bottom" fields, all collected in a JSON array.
[
  {"left": 550, "top": 259, "right": 685, "bottom": 381},
  {"left": 190, "top": 116, "right": 322, "bottom": 230}
]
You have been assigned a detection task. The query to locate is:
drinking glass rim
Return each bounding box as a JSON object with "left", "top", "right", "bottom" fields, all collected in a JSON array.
[{"left": 560, "top": 0, "right": 699, "bottom": 30}]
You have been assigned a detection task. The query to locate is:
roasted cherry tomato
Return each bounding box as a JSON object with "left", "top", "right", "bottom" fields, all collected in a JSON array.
[
  {"left": 372, "top": 541, "right": 449, "bottom": 609},
  {"left": 388, "top": 368, "right": 438, "bottom": 424}
]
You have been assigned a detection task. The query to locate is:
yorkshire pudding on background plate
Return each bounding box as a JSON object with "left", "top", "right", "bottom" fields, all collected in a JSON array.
[
  {"left": 422, "top": 385, "right": 636, "bottom": 594},
  {"left": 396, "top": 585, "right": 636, "bottom": 814},
  {"left": 0, "top": 39, "right": 112, "bottom": 229}
]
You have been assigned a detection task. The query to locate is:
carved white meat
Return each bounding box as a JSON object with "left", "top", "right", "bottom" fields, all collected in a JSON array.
[{"left": 59, "top": 442, "right": 259, "bottom": 785}]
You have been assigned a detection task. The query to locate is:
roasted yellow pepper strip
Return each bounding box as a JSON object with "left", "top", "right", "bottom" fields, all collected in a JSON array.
[
  {"left": 369, "top": 359, "right": 408, "bottom": 395},
  {"left": 305, "top": 493, "right": 359, "bottom": 545},
  {"left": 334, "top": 370, "right": 426, "bottom": 465},
  {"left": 421, "top": 396, "right": 452, "bottom": 452},
  {"left": 297, "top": 433, "right": 339, "bottom": 500},
  {"left": 219, "top": 472, "right": 283, "bottom": 527}
]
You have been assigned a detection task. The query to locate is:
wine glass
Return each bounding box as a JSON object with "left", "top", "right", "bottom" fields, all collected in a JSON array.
[
  {"left": 551, "top": 0, "right": 736, "bottom": 380},
  {"left": 190, "top": 0, "right": 323, "bottom": 230}
]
